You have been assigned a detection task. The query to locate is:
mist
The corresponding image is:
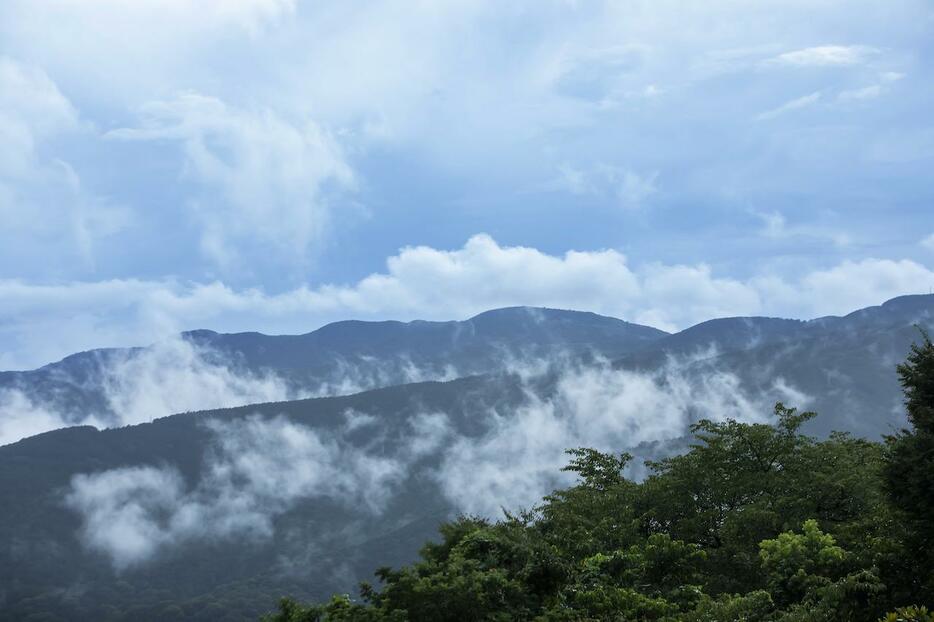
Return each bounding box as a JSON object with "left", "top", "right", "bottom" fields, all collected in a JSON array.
[
  {"left": 0, "top": 388, "right": 106, "bottom": 446},
  {"left": 0, "top": 336, "right": 463, "bottom": 446},
  {"left": 66, "top": 410, "right": 451, "bottom": 570},
  {"left": 64, "top": 354, "right": 809, "bottom": 569},
  {"left": 434, "top": 355, "right": 809, "bottom": 517}
]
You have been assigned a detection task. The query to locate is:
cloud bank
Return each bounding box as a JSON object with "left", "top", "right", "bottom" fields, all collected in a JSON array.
[
  {"left": 3, "top": 235, "right": 933, "bottom": 370},
  {"left": 436, "top": 357, "right": 807, "bottom": 517},
  {"left": 0, "top": 389, "right": 107, "bottom": 447},
  {"left": 66, "top": 411, "right": 447, "bottom": 569},
  {"left": 65, "top": 356, "right": 807, "bottom": 568},
  {"left": 0, "top": 337, "right": 297, "bottom": 445}
]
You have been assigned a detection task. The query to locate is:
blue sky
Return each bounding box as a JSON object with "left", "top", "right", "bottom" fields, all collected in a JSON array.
[{"left": 1, "top": 0, "right": 933, "bottom": 369}]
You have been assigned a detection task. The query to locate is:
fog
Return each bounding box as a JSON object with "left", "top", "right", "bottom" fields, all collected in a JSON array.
[
  {"left": 66, "top": 411, "right": 450, "bottom": 570},
  {"left": 65, "top": 354, "right": 809, "bottom": 569},
  {"left": 0, "top": 336, "right": 462, "bottom": 445}
]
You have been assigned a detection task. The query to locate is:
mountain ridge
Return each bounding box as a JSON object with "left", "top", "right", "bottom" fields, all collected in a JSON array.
[{"left": 1, "top": 295, "right": 934, "bottom": 620}]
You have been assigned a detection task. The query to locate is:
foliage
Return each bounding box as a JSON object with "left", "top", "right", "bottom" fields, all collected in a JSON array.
[
  {"left": 880, "top": 606, "right": 934, "bottom": 622},
  {"left": 884, "top": 330, "right": 934, "bottom": 604},
  {"left": 268, "top": 338, "right": 934, "bottom": 620}
]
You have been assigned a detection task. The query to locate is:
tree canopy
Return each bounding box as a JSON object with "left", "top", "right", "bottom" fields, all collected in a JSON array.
[{"left": 264, "top": 338, "right": 934, "bottom": 621}]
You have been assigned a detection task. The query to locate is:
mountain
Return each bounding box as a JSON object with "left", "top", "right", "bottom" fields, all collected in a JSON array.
[
  {"left": 0, "top": 375, "right": 535, "bottom": 621},
  {"left": 1, "top": 296, "right": 933, "bottom": 620},
  {"left": 615, "top": 295, "right": 934, "bottom": 437},
  {"left": 0, "top": 307, "right": 668, "bottom": 433}
]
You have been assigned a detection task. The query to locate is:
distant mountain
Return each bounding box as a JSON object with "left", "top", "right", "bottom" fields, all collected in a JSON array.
[
  {"left": 615, "top": 295, "right": 934, "bottom": 437},
  {"left": 1, "top": 295, "right": 933, "bottom": 621},
  {"left": 181, "top": 306, "right": 668, "bottom": 383},
  {"left": 0, "top": 376, "right": 531, "bottom": 621},
  {"left": 0, "top": 307, "right": 668, "bottom": 432}
]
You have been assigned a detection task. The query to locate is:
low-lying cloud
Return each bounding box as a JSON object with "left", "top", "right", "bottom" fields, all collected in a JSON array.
[
  {"left": 67, "top": 411, "right": 449, "bottom": 570},
  {"left": 435, "top": 356, "right": 807, "bottom": 517},
  {"left": 99, "top": 338, "right": 296, "bottom": 425},
  {"left": 0, "top": 333, "right": 469, "bottom": 445},
  {"left": 0, "top": 388, "right": 106, "bottom": 446},
  {"left": 0, "top": 337, "right": 299, "bottom": 445},
  {"left": 65, "top": 355, "right": 809, "bottom": 568}
]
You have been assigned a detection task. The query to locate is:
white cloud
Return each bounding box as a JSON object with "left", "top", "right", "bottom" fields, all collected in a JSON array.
[
  {"left": 99, "top": 337, "right": 296, "bottom": 425},
  {"left": 789, "top": 259, "right": 934, "bottom": 314},
  {"left": 0, "top": 57, "right": 128, "bottom": 268},
  {"left": 837, "top": 72, "right": 904, "bottom": 102},
  {"left": 922, "top": 233, "right": 934, "bottom": 251},
  {"left": 109, "top": 94, "right": 354, "bottom": 269},
  {"left": 0, "top": 1, "right": 295, "bottom": 109},
  {"left": 617, "top": 169, "right": 659, "bottom": 209},
  {"left": 0, "top": 0, "right": 925, "bottom": 298},
  {"left": 32, "top": 0, "right": 294, "bottom": 31},
  {"left": 0, "top": 336, "right": 301, "bottom": 444},
  {"left": 756, "top": 91, "right": 822, "bottom": 121},
  {"left": 0, "top": 332, "right": 466, "bottom": 444},
  {"left": 0, "top": 56, "right": 77, "bottom": 175},
  {"left": 0, "top": 389, "right": 106, "bottom": 446},
  {"left": 436, "top": 357, "right": 801, "bottom": 517},
  {"left": 755, "top": 210, "right": 851, "bottom": 247},
  {"left": 771, "top": 45, "right": 878, "bottom": 67},
  {"left": 553, "top": 164, "right": 658, "bottom": 209},
  {"left": 64, "top": 352, "right": 809, "bottom": 564},
  {"left": 66, "top": 412, "right": 440, "bottom": 569},
  {"left": 2, "top": 236, "right": 931, "bottom": 371},
  {"left": 838, "top": 85, "right": 883, "bottom": 101}
]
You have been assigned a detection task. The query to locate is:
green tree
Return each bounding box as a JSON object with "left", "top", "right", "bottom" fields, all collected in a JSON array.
[
  {"left": 883, "top": 331, "right": 934, "bottom": 603},
  {"left": 759, "top": 519, "right": 847, "bottom": 607}
]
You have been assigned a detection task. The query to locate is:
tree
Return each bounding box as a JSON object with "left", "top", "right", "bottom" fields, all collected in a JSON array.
[
  {"left": 759, "top": 519, "right": 847, "bottom": 607},
  {"left": 883, "top": 331, "right": 934, "bottom": 603}
]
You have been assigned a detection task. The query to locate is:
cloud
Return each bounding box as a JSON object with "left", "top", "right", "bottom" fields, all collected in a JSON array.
[
  {"left": 771, "top": 45, "right": 878, "bottom": 67},
  {"left": 0, "top": 336, "right": 299, "bottom": 444},
  {"left": 837, "top": 85, "right": 883, "bottom": 101},
  {"left": 9, "top": 348, "right": 429, "bottom": 445},
  {"left": 98, "top": 337, "right": 297, "bottom": 425},
  {"left": 538, "top": 163, "right": 661, "bottom": 209},
  {"left": 756, "top": 91, "right": 822, "bottom": 121},
  {"left": 0, "top": 57, "right": 128, "bottom": 270},
  {"left": 922, "top": 233, "right": 934, "bottom": 251},
  {"left": 0, "top": 56, "right": 77, "bottom": 173},
  {"left": 837, "top": 73, "right": 904, "bottom": 102},
  {"left": 65, "top": 351, "right": 808, "bottom": 565},
  {"left": 66, "top": 412, "right": 443, "bottom": 569},
  {"left": 20, "top": 0, "right": 294, "bottom": 33},
  {"left": 108, "top": 94, "right": 354, "bottom": 270},
  {"left": 0, "top": 1, "right": 295, "bottom": 109},
  {"left": 436, "top": 358, "right": 805, "bottom": 517},
  {"left": 0, "top": 328, "right": 468, "bottom": 444},
  {"left": 754, "top": 210, "right": 850, "bottom": 247},
  {"left": 788, "top": 259, "right": 934, "bottom": 314},
  {"left": 0, "top": 0, "right": 927, "bottom": 304},
  {"left": 0, "top": 389, "right": 106, "bottom": 446},
  {"left": 1, "top": 235, "right": 933, "bottom": 369}
]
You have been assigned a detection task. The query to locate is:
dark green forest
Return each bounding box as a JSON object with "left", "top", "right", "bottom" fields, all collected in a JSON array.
[{"left": 266, "top": 335, "right": 934, "bottom": 621}]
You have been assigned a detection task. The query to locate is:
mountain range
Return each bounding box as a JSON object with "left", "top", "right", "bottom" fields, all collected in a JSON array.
[{"left": 0, "top": 295, "right": 932, "bottom": 621}]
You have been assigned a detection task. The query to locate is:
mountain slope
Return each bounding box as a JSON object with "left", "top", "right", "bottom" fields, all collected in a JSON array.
[
  {"left": 1, "top": 296, "right": 933, "bottom": 620},
  {"left": 613, "top": 295, "right": 934, "bottom": 436},
  {"left": 0, "top": 307, "right": 667, "bottom": 434}
]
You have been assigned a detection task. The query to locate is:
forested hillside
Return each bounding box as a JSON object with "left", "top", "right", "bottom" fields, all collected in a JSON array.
[
  {"left": 2, "top": 298, "right": 932, "bottom": 621},
  {"left": 266, "top": 335, "right": 934, "bottom": 621},
  {"left": 0, "top": 307, "right": 667, "bottom": 434}
]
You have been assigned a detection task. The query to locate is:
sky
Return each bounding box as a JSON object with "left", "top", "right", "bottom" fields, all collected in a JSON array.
[{"left": 1, "top": 0, "right": 933, "bottom": 370}]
